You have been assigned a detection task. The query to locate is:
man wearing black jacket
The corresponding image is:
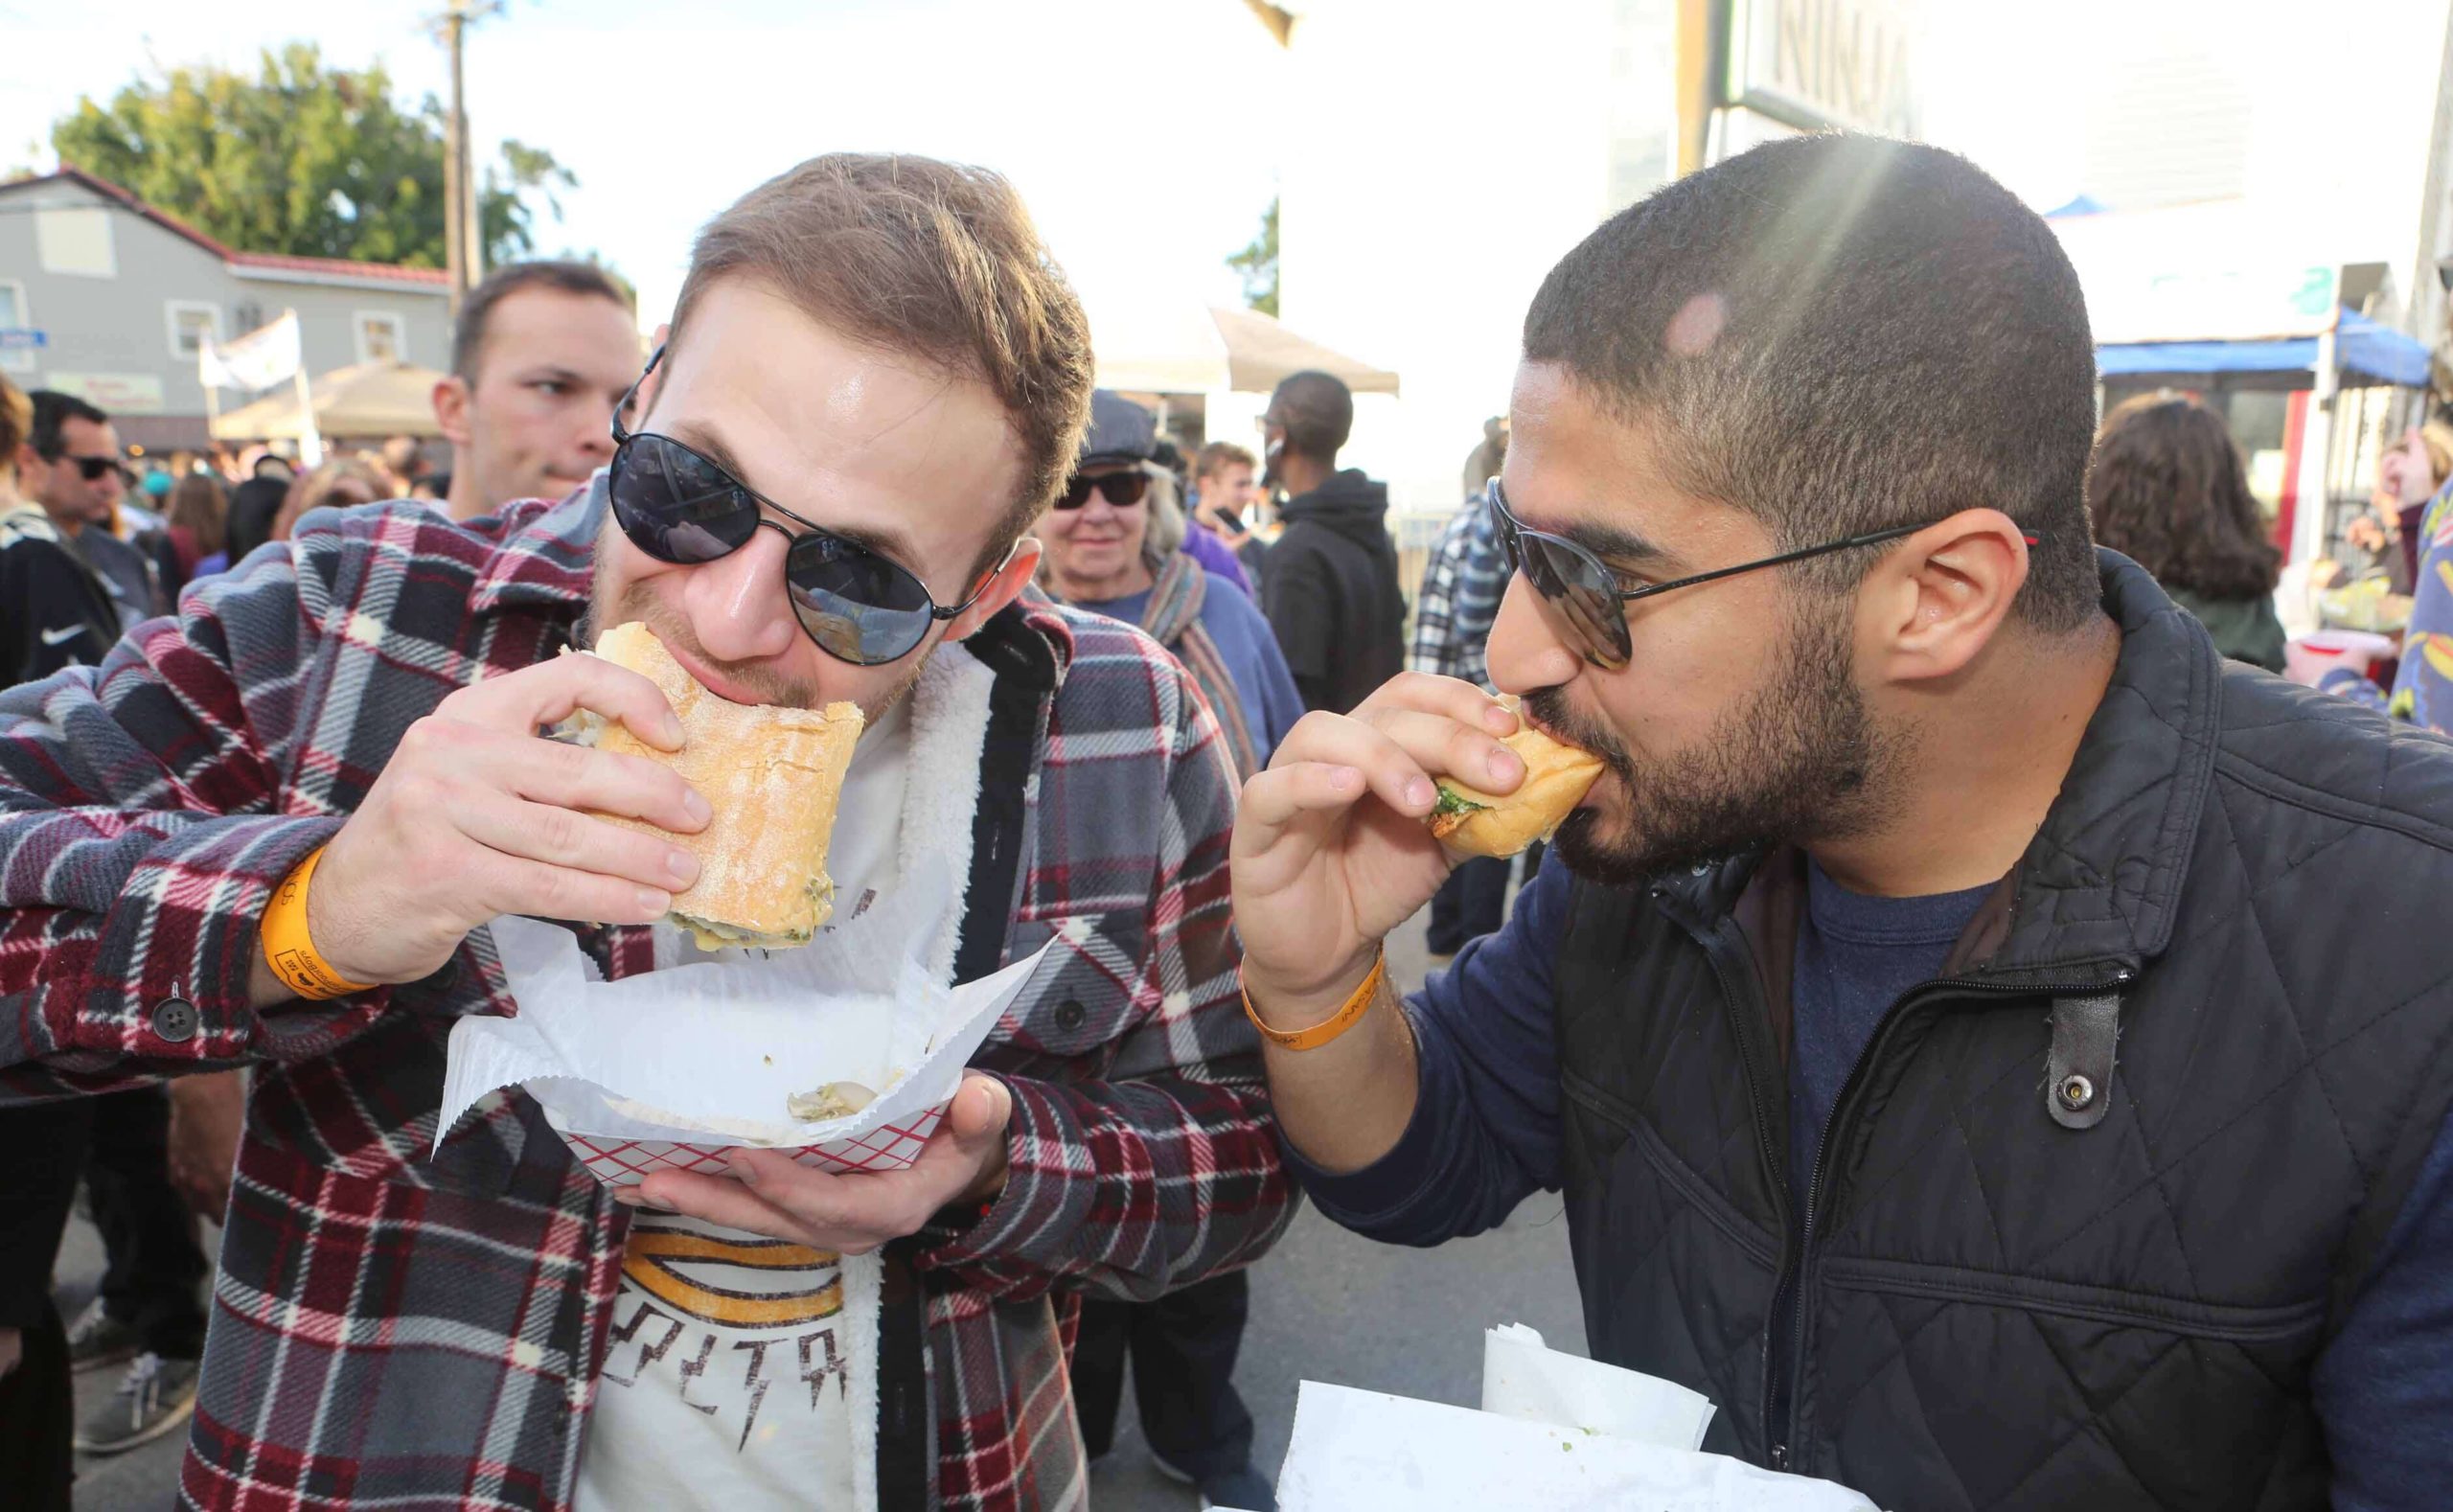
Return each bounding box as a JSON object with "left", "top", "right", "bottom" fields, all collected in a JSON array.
[
  {"left": 1256, "top": 370, "right": 1406, "bottom": 713},
  {"left": 1234, "top": 137, "right": 2453, "bottom": 1507},
  {"left": 1, "top": 381, "right": 120, "bottom": 683}
]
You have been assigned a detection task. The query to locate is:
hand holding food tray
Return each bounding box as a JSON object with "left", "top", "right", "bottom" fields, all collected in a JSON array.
[{"left": 439, "top": 862, "right": 1060, "bottom": 1186}]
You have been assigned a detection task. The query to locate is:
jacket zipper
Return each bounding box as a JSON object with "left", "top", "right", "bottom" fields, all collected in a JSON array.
[
  {"left": 1765, "top": 966, "right": 2132, "bottom": 1473},
  {"left": 1685, "top": 916, "right": 1796, "bottom": 1466}
]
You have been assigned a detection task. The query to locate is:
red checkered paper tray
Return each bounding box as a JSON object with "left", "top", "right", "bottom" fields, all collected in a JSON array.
[{"left": 438, "top": 870, "right": 1058, "bottom": 1185}]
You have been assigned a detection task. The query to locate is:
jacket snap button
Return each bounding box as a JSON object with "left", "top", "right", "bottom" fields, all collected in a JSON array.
[
  {"left": 2056, "top": 1073, "right": 2096, "bottom": 1111},
  {"left": 1053, "top": 997, "right": 1087, "bottom": 1031},
  {"left": 149, "top": 997, "right": 199, "bottom": 1043}
]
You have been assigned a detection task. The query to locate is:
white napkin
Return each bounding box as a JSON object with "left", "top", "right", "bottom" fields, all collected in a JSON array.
[
  {"left": 1276, "top": 1382, "right": 1877, "bottom": 1511},
  {"left": 438, "top": 861, "right": 1055, "bottom": 1152},
  {"left": 1481, "top": 1321, "right": 1715, "bottom": 1450}
]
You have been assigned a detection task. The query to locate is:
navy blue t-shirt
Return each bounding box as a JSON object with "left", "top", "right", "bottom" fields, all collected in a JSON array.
[{"left": 1786, "top": 859, "right": 1992, "bottom": 1210}]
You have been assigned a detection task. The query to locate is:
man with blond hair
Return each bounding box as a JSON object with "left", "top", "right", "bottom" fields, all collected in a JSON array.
[{"left": 0, "top": 155, "right": 1292, "bottom": 1511}]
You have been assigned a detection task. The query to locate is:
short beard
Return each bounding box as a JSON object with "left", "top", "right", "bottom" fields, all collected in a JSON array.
[{"left": 1532, "top": 591, "right": 1898, "bottom": 887}]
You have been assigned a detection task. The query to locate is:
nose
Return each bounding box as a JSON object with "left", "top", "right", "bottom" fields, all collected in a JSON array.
[
  {"left": 1485, "top": 574, "right": 1584, "bottom": 697},
  {"left": 679, "top": 521, "right": 800, "bottom": 663},
  {"left": 574, "top": 401, "right": 617, "bottom": 465}
]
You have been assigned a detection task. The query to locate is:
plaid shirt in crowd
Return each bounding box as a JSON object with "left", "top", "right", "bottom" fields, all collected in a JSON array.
[
  {"left": 0, "top": 490, "right": 1294, "bottom": 1510},
  {"left": 1409, "top": 495, "right": 1507, "bottom": 691}
]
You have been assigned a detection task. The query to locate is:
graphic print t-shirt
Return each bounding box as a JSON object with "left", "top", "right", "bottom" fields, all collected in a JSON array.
[{"left": 575, "top": 697, "right": 911, "bottom": 1511}]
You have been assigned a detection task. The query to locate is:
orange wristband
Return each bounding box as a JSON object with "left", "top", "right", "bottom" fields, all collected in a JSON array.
[
  {"left": 1243, "top": 951, "right": 1387, "bottom": 1052},
  {"left": 260, "top": 844, "right": 375, "bottom": 1001}
]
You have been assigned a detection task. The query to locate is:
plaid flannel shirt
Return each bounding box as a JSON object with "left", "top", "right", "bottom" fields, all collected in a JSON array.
[
  {"left": 1409, "top": 498, "right": 1506, "bottom": 691},
  {"left": 0, "top": 490, "right": 1294, "bottom": 1510}
]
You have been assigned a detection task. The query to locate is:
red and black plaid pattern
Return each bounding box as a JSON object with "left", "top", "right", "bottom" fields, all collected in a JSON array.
[{"left": 0, "top": 492, "right": 1294, "bottom": 1509}]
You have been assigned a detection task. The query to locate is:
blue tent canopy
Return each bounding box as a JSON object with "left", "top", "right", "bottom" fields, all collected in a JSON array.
[{"left": 2096, "top": 309, "right": 2432, "bottom": 388}]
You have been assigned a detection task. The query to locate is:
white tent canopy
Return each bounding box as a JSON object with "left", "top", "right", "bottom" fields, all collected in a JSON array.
[
  {"left": 210, "top": 360, "right": 446, "bottom": 442},
  {"left": 1087, "top": 298, "right": 1400, "bottom": 397}
]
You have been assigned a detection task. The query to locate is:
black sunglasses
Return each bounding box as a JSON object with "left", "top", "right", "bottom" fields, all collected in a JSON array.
[
  {"left": 1054, "top": 470, "right": 1151, "bottom": 511},
  {"left": 607, "top": 349, "right": 1007, "bottom": 667},
  {"left": 62, "top": 455, "right": 118, "bottom": 482},
  {"left": 1486, "top": 478, "right": 2043, "bottom": 671}
]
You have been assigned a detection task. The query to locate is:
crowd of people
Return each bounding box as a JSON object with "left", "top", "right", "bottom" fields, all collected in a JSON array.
[{"left": 0, "top": 129, "right": 2447, "bottom": 1512}]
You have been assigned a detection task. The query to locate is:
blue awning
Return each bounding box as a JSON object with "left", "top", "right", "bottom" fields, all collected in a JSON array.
[{"left": 2097, "top": 309, "right": 2433, "bottom": 388}]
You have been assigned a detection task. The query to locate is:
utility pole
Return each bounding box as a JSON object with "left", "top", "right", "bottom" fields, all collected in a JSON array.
[{"left": 432, "top": 0, "right": 504, "bottom": 319}]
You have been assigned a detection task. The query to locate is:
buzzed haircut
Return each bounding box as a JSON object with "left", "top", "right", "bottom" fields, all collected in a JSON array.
[
  {"left": 1196, "top": 441, "right": 1256, "bottom": 479},
  {"left": 1523, "top": 134, "right": 2101, "bottom": 632},
  {"left": 450, "top": 260, "right": 635, "bottom": 383},
  {"left": 29, "top": 389, "right": 108, "bottom": 460},
  {"left": 1268, "top": 370, "right": 1355, "bottom": 465}
]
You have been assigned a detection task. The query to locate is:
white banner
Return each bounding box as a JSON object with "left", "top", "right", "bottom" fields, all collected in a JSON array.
[{"left": 199, "top": 309, "right": 301, "bottom": 392}]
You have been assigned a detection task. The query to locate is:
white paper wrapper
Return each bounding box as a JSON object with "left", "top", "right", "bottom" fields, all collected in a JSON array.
[
  {"left": 440, "top": 872, "right": 1058, "bottom": 1186},
  {"left": 1481, "top": 1321, "right": 1714, "bottom": 1451},
  {"left": 1275, "top": 1381, "right": 1878, "bottom": 1511}
]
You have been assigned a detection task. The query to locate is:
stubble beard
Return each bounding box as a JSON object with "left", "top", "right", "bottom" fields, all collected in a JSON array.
[{"left": 1533, "top": 594, "right": 1901, "bottom": 886}]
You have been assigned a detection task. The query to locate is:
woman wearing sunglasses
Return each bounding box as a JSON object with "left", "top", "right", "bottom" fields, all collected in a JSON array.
[{"left": 1037, "top": 392, "right": 1302, "bottom": 782}]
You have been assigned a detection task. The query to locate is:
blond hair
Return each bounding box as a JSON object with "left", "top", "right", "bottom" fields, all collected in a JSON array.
[{"left": 672, "top": 153, "right": 1095, "bottom": 578}]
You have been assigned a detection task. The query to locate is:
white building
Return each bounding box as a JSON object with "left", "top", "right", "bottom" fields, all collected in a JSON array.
[{"left": 0, "top": 168, "right": 450, "bottom": 451}]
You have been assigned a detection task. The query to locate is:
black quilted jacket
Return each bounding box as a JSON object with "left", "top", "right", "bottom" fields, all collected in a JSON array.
[{"left": 1553, "top": 552, "right": 2453, "bottom": 1508}]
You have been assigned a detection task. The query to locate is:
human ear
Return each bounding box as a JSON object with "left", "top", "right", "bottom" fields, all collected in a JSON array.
[
  {"left": 431, "top": 376, "right": 473, "bottom": 447},
  {"left": 1865, "top": 510, "right": 2030, "bottom": 683},
  {"left": 940, "top": 536, "right": 1043, "bottom": 643}
]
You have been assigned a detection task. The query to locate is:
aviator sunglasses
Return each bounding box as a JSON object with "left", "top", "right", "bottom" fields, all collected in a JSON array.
[
  {"left": 606, "top": 348, "right": 1009, "bottom": 667},
  {"left": 1486, "top": 478, "right": 2044, "bottom": 671}
]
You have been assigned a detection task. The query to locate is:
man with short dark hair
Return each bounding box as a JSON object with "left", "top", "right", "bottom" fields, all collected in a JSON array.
[
  {"left": 21, "top": 391, "right": 162, "bottom": 629},
  {"left": 9, "top": 387, "right": 211, "bottom": 1455},
  {"left": 1, "top": 386, "right": 120, "bottom": 681},
  {"left": 435, "top": 259, "right": 640, "bottom": 521},
  {"left": 1233, "top": 135, "right": 2453, "bottom": 1507},
  {"left": 1254, "top": 370, "right": 1405, "bottom": 714}
]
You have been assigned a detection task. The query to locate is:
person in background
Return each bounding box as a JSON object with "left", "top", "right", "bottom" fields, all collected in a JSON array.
[
  {"left": 1256, "top": 370, "right": 1406, "bottom": 713},
  {"left": 0, "top": 377, "right": 122, "bottom": 681},
  {"left": 153, "top": 471, "right": 228, "bottom": 597},
  {"left": 1411, "top": 470, "right": 1523, "bottom": 960},
  {"left": 268, "top": 458, "right": 388, "bottom": 544},
  {"left": 23, "top": 391, "right": 165, "bottom": 627},
  {"left": 249, "top": 451, "right": 295, "bottom": 485},
  {"left": 1037, "top": 389, "right": 1295, "bottom": 1512},
  {"left": 1459, "top": 414, "right": 1508, "bottom": 503},
  {"left": 2086, "top": 392, "right": 2286, "bottom": 673},
  {"left": 434, "top": 260, "right": 640, "bottom": 521},
  {"left": 0, "top": 371, "right": 92, "bottom": 1508},
  {"left": 379, "top": 434, "right": 431, "bottom": 498},
  {"left": 2344, "top": 421, "right": 2453, "bottom": 592},
  {"left": 1153, "top": 429, "right": 1252, "bottom": 595},
  {"left": 216, "top": 474, "right": 289, "bottom": 572},
  {"left": 1192, "top": 439, "right": 1269, "bottom": 589}
]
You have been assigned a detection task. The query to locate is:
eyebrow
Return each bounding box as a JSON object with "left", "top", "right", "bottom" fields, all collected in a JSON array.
[
  {"left": 1513, "top": 501, "right": 1678, "bottom": 571},
  {"left": 664, "top": 418, "right": 924, "bottom": 567}
]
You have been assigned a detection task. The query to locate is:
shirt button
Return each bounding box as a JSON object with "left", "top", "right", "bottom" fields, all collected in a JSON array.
[
  {"left": 149, "top": 997, "right": 199, "bottom": 1043},
  {"left": 1053, "top": 997, "right": 1087, "bottom": 1032}
]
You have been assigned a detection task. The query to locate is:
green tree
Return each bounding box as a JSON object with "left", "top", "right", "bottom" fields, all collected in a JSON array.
[
  {"left": 1227, "top": 195, "right": 1279, "bottom": 317},
  {"left": 51, "top": 43, "right": 574, "bottom": 269}
]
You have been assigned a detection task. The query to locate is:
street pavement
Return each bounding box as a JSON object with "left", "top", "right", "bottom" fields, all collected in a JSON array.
[{"left": 63, "top": 908, "right": 1587, "bottom": 1510}]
